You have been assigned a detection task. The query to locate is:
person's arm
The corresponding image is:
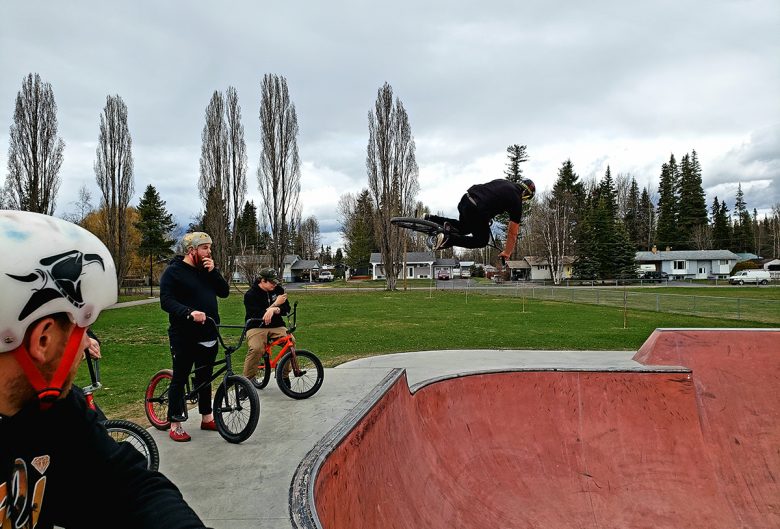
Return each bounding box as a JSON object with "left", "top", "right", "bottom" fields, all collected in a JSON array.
[
  {"left": 159, "top": 268, "right": 193, "bottom": 319},
  {"left": 499, "top": 221, "right": 520, "bottom": 260},
  {"left": 208, "top": 268, "right": 230, "bottom": 298},
  {"left": 273, "top": 287, "right": 291, "bottom": 316}
]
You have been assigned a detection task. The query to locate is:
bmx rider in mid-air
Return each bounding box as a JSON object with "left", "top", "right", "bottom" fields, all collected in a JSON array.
[{"left": 426, "top": 177, "right": 535, "bottom": 260}]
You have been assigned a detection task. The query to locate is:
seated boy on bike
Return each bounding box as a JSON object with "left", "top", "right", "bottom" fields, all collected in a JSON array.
[
  {"left": 0, "top": 210, "right": 206, "bottom": 528},
  {"left": 243, "top": 268, "right": 293, "bottom": 384},
  {"left": 426, "top": 178, "right": 535, "bottom": 259}
]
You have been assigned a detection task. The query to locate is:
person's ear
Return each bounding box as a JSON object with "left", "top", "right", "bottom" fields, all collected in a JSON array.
[{"left": 26, "top": 317, "right": 62, "bottom": 364}]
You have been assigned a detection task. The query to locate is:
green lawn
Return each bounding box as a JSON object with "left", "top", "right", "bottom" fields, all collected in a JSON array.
[{"left": 84, "top": 289, "right": 776, "bottom": 422}]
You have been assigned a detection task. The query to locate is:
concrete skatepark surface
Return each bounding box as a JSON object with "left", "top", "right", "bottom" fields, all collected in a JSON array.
[
  {"left": 298, "top": 329, "right": 780, "bottom": 529},
  {"left": 152, "top": 329, "right": 779, "bottom": 528}
]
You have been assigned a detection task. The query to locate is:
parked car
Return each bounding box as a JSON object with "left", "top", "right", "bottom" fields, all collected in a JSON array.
[
  {"left": 728, "top": 269, "right": 770, "bottom": 285},
  {"left": 640, "top": 271, "right": 668, "bottom": 283},
  {"left": 318, "top": 270, "right": 334, "bottom": 282},
  {"left": 436, "top": 269, "right": 450, "bottom": 280}
]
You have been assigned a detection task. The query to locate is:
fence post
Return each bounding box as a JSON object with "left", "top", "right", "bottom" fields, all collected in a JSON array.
[
  {"left": 656, "top": 294, "right": 660, "bottom": 312},
  {"left": 737, "top": 298, "right": 741, "bottom": 320}
]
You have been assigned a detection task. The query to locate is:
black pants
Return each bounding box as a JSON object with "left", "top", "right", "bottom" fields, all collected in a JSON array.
[
  {"left": 167, "top": 330, "right": 219, "bottom": 422},
  {"left": 427, "top": 194, "right": 491, "bottom": 249}
]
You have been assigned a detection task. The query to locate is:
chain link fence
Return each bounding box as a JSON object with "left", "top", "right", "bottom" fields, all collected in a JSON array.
[{"left": 448, "top": 283, "right": 780, "bottom": 324}]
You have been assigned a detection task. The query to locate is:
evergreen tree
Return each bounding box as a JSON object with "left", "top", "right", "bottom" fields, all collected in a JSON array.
[
  {"left": 495, "top": 144, "right": 530, "bottom": 244},
  {"left": 343, "top": 189, "right": 377, "bottom": 273},
  {"left": 135, "top": 185, "right": 177, "bottom": 292},
  {"left": 624, "top": 178, "right": 641, "bottom": 248},
  {"left": 732, "top": 184, "right": 753, "bottom": 252},
  {"left": 235, "top": 200, "right": 259, "bottom": 251},
  {"left": 677, "top": 151, "right": 708, "bottom": 249},
  {"left": 551, "top": 159, "right": 584, "bottom": 203},
  {"left": 711, "top": 197, "right": 731, "bottom": 249},
  {"left": 637, "top": 187, "right": 655, "bottom": 250},
  {"left": 334, "top": 248, "right": 344, "bottom": 265},
  {"left": 655, "top": 154, "right": 679, "bottom": 249}
]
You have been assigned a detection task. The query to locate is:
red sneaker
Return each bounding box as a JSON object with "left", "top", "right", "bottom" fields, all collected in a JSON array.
[
  {"left": 169, "top": 426, "right": 191, "bottom": 442},
  {"left": 200, "top": 419, "right": 217, "bottom": 431}
]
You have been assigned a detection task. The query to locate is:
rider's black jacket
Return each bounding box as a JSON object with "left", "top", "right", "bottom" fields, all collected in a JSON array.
[
  {"left": 0, "top": 388, "right": 207, "bottom": 529},
  {"left": 160, "top": 255, "right": 230, "bottom": 341},
  {"left": 243, "top": 281, "right": 290, "bottom": 330},
  {"left": 467, "top": 179, "right": 525, "bottom": 223}
]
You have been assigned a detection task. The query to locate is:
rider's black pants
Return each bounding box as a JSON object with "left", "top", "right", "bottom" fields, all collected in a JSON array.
[
  {"left": 427, "top": 193, "right": 491, "bottom": 249},
  {"left": 167, "top": 330, "right": 219, "bottom": 422}
]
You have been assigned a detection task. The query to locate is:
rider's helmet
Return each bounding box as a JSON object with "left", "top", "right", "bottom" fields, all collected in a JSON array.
[
  {"left": 258, "top": 267, "right": 280, "bottom": 285},
  {"left": 517, "top": 178, "right": 536, "bottom": 201},
  {"left": 0, "top": 210, "right": 117, "bottom": 403},
  {"left": 182, "top": 231, "right": 212, "bottom": 252}
]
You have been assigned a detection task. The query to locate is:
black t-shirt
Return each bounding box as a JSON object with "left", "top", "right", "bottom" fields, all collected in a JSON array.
[
  {"left": 467, "top": 179, "right": 525, "bottom": 223},
  {"left": 0, "top": 389, "right": 206, "bottom": 528}
]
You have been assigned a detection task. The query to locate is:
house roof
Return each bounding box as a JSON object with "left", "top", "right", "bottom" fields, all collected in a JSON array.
[
  {"left": 434, "top": 258, "right": 458, "bottom": 266},
  {"left": 370, "top": 252, "right": 436, "bottom": 264},
  {"left": 636, "top": 250, "right": 740, "bottom": 261},
  {"left": 735, "top": 252, "right": 760, "bottom": 262},
  {"left": 507, "top": 260, "right": 530, "bottom": 269},
  {"left": 284, "top": 254, "right": 299, "bottom": 265},
  {"left": 291, "top": 259, "right": 320, "bottom": 270}
]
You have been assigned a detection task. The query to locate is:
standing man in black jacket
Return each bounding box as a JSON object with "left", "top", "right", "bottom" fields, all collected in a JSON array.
[
  {"left": 242, "top": 268, "right": 291, "bottom": 384},
  {"left": 160, "top": 231, "right": 230, "bottom": 442},
  {"left": 0, "top": 210, "right": 206, "bottom": 528}
]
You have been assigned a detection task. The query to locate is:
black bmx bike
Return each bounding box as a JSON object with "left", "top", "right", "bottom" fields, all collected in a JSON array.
[
  {"left": 390, "top": 216, "right": 507, "bottom": 266},
  {"left": 144, "top": 317, "right": 260, "bottom": 444}
]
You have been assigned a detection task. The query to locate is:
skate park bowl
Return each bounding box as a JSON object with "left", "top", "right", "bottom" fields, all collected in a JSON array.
[{"left": 290, "top": 329, "right": 779, "bottom": 528}]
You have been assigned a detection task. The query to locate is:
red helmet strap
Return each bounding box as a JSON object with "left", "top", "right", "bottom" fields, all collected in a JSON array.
[{"left": 12, "top": 325, "right": 87, "bottom": 410}]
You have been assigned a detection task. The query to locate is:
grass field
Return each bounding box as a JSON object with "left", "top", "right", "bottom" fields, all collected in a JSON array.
[{"left": 83, "top": 288, "right": 776, "bottom": 422}]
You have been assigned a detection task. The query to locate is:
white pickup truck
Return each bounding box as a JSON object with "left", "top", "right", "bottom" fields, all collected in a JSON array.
[{"left": 728, "top": 269, "right": 770, "bottom": 285}]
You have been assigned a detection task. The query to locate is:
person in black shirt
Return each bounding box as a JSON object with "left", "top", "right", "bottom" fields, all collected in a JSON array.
[
  {"left": 160, "top": 231, "right": 230, "bottom": 442},
  {"left": 242, "top": 268, "right": 292, "bottom": 383},
  {"left": 427, "top": 178, "right": 535, "bottom": 260},
  {"left": 0, "top": 210, "right": 206, "bottom": 528}
]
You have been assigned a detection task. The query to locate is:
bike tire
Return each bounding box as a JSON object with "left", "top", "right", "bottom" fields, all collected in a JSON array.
[
  {"left": 276, "top": 349, "right": 324, "bottom": 400},
  {"left": 213, "top": 375, "right": 260, "bottom": 444},
  {"left": 105, "top": 419, "right": 160, "bottom": 472},
  {"left": 144, "top": 369, "right": 173, "bottom": 430},
  {"left": 251, "top": 353, "right": 272, "bottom": 389},
  {"left": 390, "top": 217, "right": 442, "bottom": 236}
]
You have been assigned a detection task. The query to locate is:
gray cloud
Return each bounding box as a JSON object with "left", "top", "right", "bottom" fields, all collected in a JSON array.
[{"left": 2, "top": 0, "right": 779, "bottom": 247}]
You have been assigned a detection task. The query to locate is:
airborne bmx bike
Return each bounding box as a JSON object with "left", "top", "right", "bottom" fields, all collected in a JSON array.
[
  {"left": 144, "top": 317, "right": 261, "bottom": 444},
  {"left": 249, "top": 301, "right": 324, "bottom": 400}
]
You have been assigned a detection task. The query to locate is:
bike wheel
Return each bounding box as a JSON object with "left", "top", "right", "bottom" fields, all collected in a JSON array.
[
  {"left": 213, "top": 375, "right": 260, "bottom": 444},
  {"left": 276, "top": 349, "right": 324, "bottom": 400},
  {"left": 105, "top": 419, "right": 160, "bottom": 472},
  {"left": 251, "top": 353, "right": 272, "bottom": 389},
  {"left": 390, "top": 216, "right": 441, "bottom": 236},
  {"left": 145, "top": 369, "right": 172, "bottom": 430}
]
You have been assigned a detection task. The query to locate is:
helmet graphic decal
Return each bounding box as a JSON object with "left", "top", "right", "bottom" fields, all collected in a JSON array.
[{"left": 7, "top": 250, "right": 105, "bottom": 321}]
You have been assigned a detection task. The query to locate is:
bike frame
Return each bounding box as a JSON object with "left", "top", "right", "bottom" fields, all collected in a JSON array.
[{"left": 179, "top": 319, "right": 249, "bottom": 401}]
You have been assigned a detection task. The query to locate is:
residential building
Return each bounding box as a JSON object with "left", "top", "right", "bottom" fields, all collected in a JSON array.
[
  {"left": 369, "top": 252, "right": 457, "bottom": 280},
  {"left": 283, "top": 254, "right": 321, "bottom": 282},
  {"left": 635, "top": 249, "right": 739, "bottom": 279}
]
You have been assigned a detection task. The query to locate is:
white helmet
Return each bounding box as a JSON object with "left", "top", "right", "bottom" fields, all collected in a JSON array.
[{"left": 0, "top": 210, "right": 117, "bottom": 353}]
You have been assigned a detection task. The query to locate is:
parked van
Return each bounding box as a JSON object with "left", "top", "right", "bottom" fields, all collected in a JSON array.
[{"left": 728, "top": 269, "right": 771, "bottom": 285}]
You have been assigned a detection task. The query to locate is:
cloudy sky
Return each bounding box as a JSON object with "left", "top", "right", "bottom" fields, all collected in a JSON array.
[{"left": 2, "top": 1, "right": 778, "bottom": 248}]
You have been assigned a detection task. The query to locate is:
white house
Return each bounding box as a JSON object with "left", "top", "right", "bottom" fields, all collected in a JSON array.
[
  {"left": 635, "top": 249, "right": 739, "bottom": 279},
  {"left": 507, "top": 256, "right": 575, "bottom": 281},
  {"left": 283, "top": 254, "right": 321, "bottom": 282},
  {"left": 370, "top": 252, "right": 460, "bottom": 280},
  {"left": 763, "top": 259, "right": 780, "bottom": 279}
]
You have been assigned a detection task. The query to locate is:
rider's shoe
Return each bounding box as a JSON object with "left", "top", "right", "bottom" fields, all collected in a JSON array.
[
  {"left": 433, "top": 232, "right": 448, "bottom": 251},
  {"left": 200, "top": 419, "right": 217, "bottom": 431},
  {"left": 169, "top": 426, "right": 191, "bottom": 442}
]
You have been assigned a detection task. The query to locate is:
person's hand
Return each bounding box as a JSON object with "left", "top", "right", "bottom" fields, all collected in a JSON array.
[
  {"left": 276, "top": 293, "right": 288, "bottom": 305},
  {"left": 202, "top": 257, "right": 215, "bottom": 272},
  {"left": 190, "top": 310, "right": 207, "bottom": 323},
  {"left": 263, "top": 307, "right": 276, "bottom": 325},
  {"left": 86, "top": 338, "right": 102, "bottom": 359},
  {"left": 498, "top": 250, "right": 510, "bottom": 261}
]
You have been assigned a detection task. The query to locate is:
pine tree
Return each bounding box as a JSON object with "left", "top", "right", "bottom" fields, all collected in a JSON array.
[
  {"left": 711, "top": 197, "right": 731, "bottom": 249},
  {"left": 637, "top": 187, "right": 655, "bottom": 250},
  {"left": 678, "top": 151, "right": 708, "bottom": 249},
  {"left": 623, "top": 178, "right": 641, "bottom": 248},
  {"left": 732, "top": 184, "right": 753, "bottom": 252},
  {"left": 656, "top": 154, "right": 679, "bottom": 249},
  {"left": 135, "top": 185, "right": 177, "bottom": 293},
  {"left": 235, "top": 200, "right": 259, "bottom": 252},
  {"left": 504, "top": 144, "right": 529, "bottom": 183}
]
